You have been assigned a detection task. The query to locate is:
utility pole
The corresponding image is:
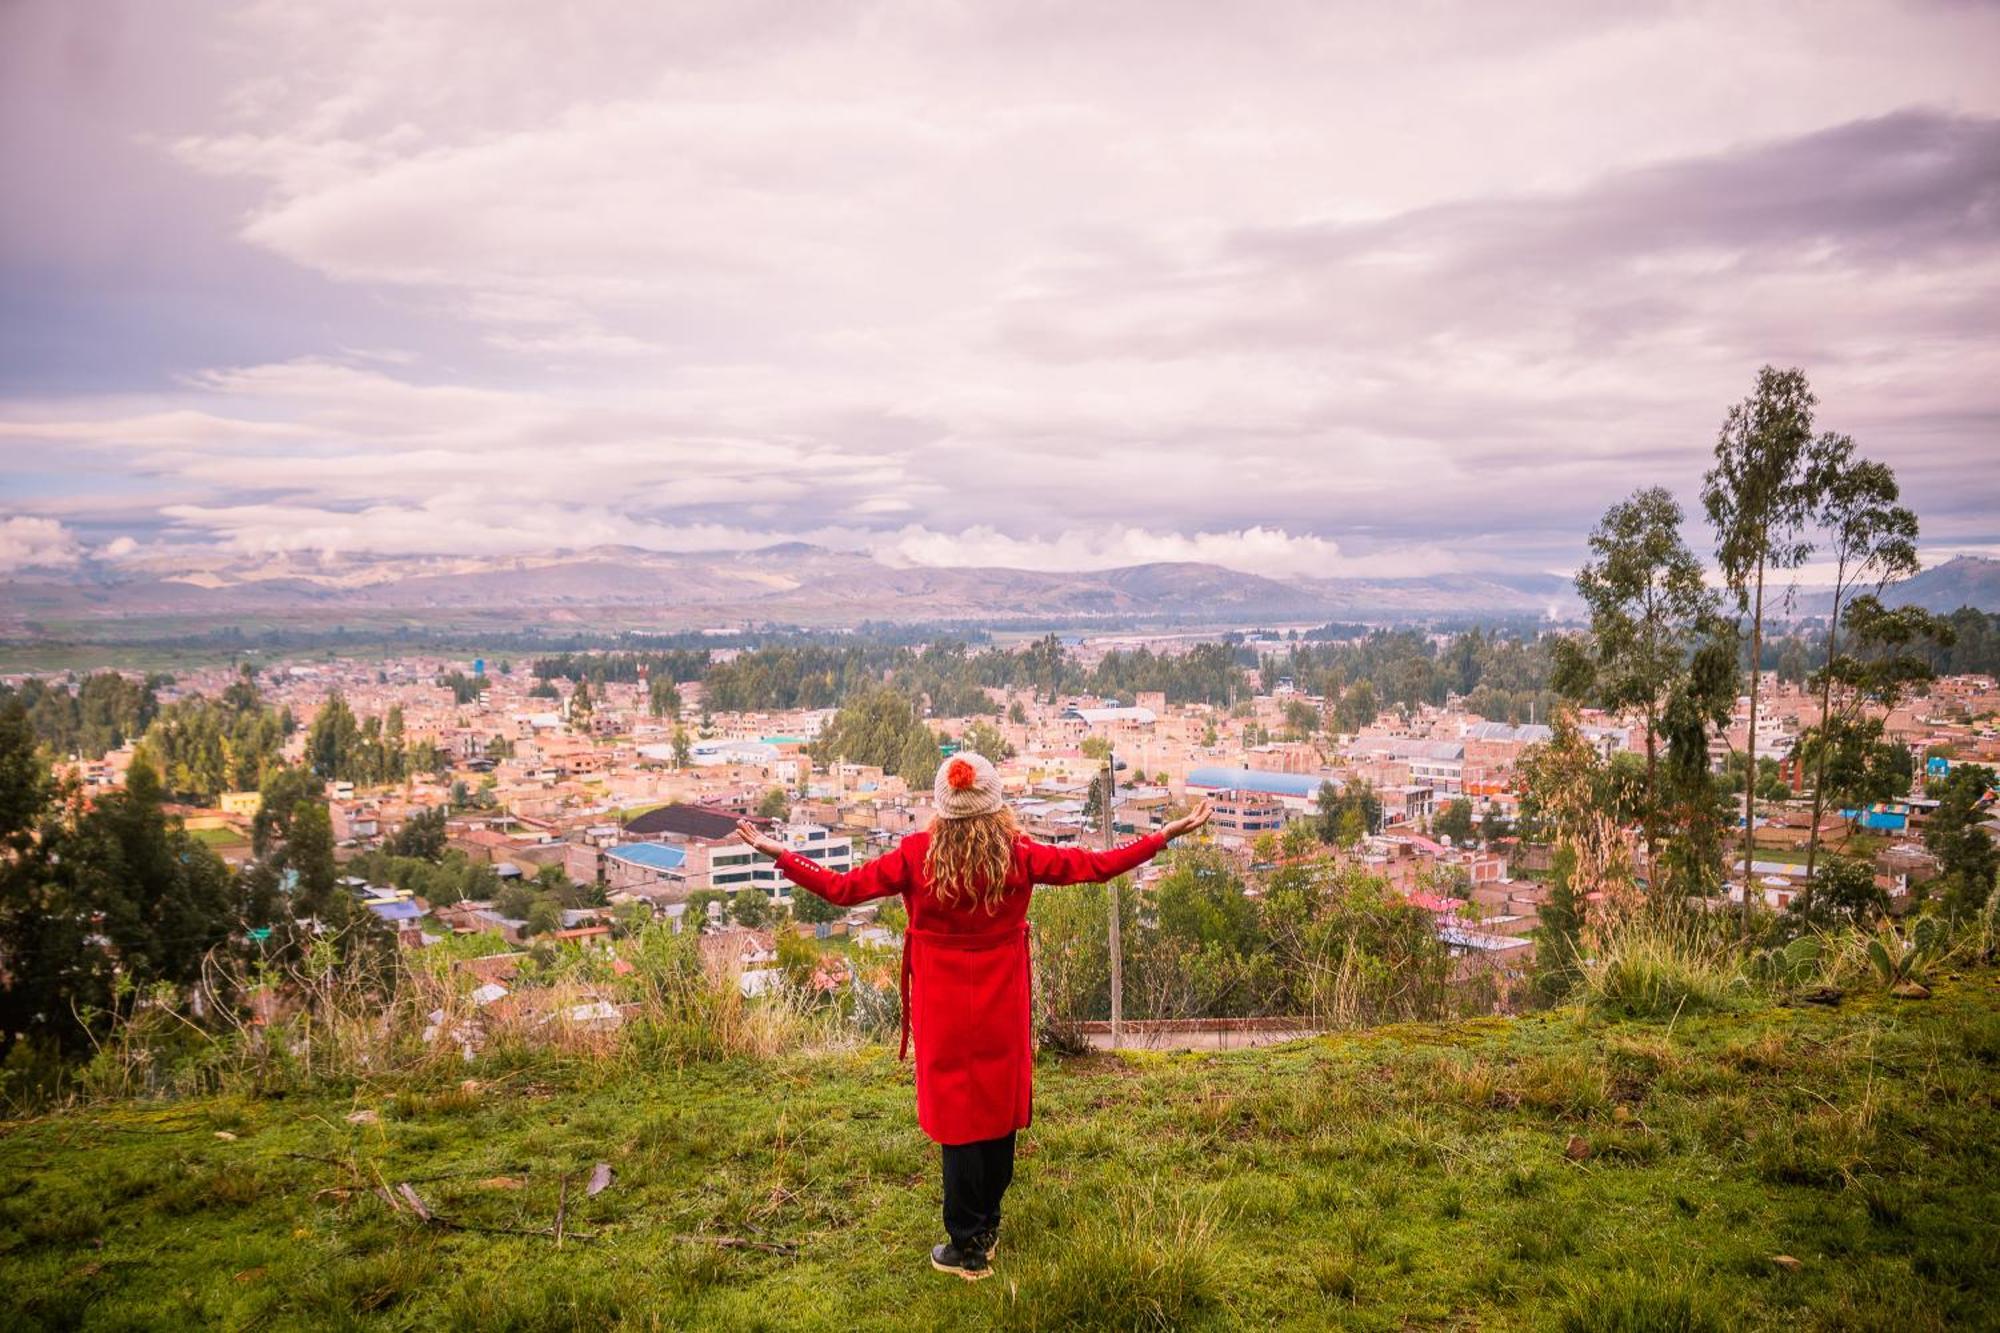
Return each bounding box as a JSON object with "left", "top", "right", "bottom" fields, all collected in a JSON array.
[{"left": 1105, "top": 745, "right": 1122, "bottom": 1050}]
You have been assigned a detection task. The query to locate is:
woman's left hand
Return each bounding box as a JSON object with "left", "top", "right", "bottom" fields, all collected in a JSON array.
[{"left": 1162, "top": 799, "right": 1213, "bottom": 841}]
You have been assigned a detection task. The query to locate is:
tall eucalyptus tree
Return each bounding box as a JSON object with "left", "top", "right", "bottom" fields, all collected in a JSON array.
[{"left": 1701, "top": 367, "right": 1821, "bottom": 932}]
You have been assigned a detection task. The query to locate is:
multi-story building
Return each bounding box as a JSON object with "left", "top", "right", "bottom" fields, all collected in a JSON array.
[
  {"left": 710, "top": 823, "right": 854, "bottom": 897},
  {"left": 1208, "top": 790, "right": 1287, "bottom": 837},
  {"left": 596, "top": 804, "right": 851, "bottom": 906}
]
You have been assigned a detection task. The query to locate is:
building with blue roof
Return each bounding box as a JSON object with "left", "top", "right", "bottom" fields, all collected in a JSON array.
[
  {"left": 1186, "top": 767, "right": 1328, "bottom": 807},
  {"left": 364, "top": 899, "right": 425, "bottom": 924},
  {"left": 607, "top": 842, "right": 688, "bottom": 873},
  {"left": 604, "top": 841, "right": 693, "bottom": 901}
]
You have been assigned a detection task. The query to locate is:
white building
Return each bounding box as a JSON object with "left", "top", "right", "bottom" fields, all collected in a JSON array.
[{"left": 708, "top": 823, "right": 854, "bottom": 901}]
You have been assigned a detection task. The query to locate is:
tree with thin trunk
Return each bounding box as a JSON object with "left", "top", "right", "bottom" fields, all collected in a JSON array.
[
  {"left": 1701, "top": 366, "right": 1820, "bottom": 935},
  {"left": 1798, "top": 442, "right": 1918, "bottom": 879},
  {"left": 1552, "top": 486, "right": 1717, "bottom": 876},
  {"left": 1798, "top": 594, "right": 1945, "bottom": 851}
]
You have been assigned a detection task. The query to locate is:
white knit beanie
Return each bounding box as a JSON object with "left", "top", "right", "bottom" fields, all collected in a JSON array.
[{"left": 933, "top": 750, "right": 1004, "bottom": 819}]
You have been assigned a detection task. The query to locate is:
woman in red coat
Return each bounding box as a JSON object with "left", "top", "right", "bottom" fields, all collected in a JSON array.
[{"left": 734, "top": 749, "right": 1210, "bottom": 1280}]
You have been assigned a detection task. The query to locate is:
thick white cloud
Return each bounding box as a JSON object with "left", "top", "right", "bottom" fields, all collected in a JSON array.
[
  {"left": 0, "top": 517, "right": 82, "bottom": 570},
  {"left": 880, "top": 525, "right": 1457, "bottom": 580},
  {"left": 4, "top": 0, "right": 1999, "bottom": 578}
]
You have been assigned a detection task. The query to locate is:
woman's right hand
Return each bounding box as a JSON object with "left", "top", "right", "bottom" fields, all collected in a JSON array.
[
  {"left": 1162, "top": 799, "right": 1212, "bottom": 841},
  {"left": 734, "top": 821, "right": 786, "bottom": 857}
]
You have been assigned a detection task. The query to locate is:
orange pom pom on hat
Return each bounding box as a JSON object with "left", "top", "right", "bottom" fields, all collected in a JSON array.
[{"left": 933, "top": 749, "right": 1004, "bottom": 818}]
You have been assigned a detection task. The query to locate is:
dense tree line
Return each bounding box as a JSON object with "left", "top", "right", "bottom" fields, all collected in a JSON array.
[
  {"left": 1088, "top": 642, "right": 1247, "bottom": 706},
  {"left": 1, "top": 671, "right": 164, "bottom": 760},
  {"left": 1767, "top": 607, "right": 2000, "bottom": 686},
  {"left": 1922, "top": 609, "right": 2000, "bottom": 677},
  {"left": 1260, "top": 628, "right": 1559, "bottom": 727},
  {"left": 437, "top": 670, "right": 490, "bottom": 704},
  {"left": 531, "top": 650, "right": 709, "bottom": 686},
  {"left": 0, "top": 700, "right": 242, "bottom": 1056},
  {"left": 704, "top": 644, "right": 912, "bottom": 712},
  {"left": 686, "top": 636, "right": 1255, "bottom": 716},
  {"left": 809, "top": 687, "right": 943, "bottom": 789},
  {"left": 301, "top": 695, "right": 444, "bottom": 786},
  {"left": 135, "top": 696, "right": 291, "bottom": 803}
]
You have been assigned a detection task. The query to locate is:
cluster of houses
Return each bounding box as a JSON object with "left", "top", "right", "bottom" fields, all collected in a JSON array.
[{"left": 46, "top": 644, "right": 2000, "bottom": 1013}]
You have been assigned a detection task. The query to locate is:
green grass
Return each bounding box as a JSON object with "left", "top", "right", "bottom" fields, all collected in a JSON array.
[
  {"left": 189, "top": 826, "right": 250, "bottom": 849},
  {"left": 3, "top": 979, "right": 1998, "bottom": 1329}
]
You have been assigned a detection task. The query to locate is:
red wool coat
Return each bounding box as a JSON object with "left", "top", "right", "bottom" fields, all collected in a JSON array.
[{"left": 774, "top": 829, "right": 1167, "bottom": 1146}]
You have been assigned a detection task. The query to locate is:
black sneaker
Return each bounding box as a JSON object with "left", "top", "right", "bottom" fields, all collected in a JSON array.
[
  {"left": 973, "top": 1228, "right": 999, "bottom": 1259},
  {"left": 931, "top": 1241, "right": 992, "bottom": 1281}
]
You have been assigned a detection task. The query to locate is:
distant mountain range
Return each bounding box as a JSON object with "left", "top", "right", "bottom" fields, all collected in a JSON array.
[
  {"left": 7, "top": 547, "right": 1992, "bottom": 643},
  {"left": 2, "top": 544, "right": 1584, "bottom": 636},
  {"left": 1845, "top": 555, "right": 2000, "bottom": 616}
]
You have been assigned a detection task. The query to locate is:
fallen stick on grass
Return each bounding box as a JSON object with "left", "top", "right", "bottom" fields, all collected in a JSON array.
[
  {"left": 671, "top": 1234, "right": 797, "bottom": 1256},
  {"left": 389, "top": 1180, "right": 597, "bottom": 1242}
]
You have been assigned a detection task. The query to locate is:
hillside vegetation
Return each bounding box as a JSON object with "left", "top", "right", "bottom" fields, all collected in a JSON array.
[{"left": 4, "top": 972, "right": 1996, "bottom": 1331}]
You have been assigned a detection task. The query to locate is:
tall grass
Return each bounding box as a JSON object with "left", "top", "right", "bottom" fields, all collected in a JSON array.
[
  {"left": 996, "top": 1184, "right": 1224, "bottom": 1330},
  {"left": 23, "top": 924, "right": 855, "bottom": 1109},
  {"left": 1575, "top": 914, "right": 1748, "bottom": 1020},
  {"left": 1552, "top": 1270, "right": 1729, "bottom": 1332},
  {"left": 1571, "top": 900, "right": 1994, "bottom": 1021},
  {"left": 23, "top": 895, "right": 1995, "bottom": 1114}
]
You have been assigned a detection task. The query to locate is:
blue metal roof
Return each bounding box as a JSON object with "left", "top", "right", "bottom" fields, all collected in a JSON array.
[
  {"left": 366, "top": 899, "right": 424, "bottom": 922},
  {"left": 609, "top": 842, "right": 688, "bottom": 872},
  {"left": 1185, "top": 767, "right": 1326, "bottom": 798}
]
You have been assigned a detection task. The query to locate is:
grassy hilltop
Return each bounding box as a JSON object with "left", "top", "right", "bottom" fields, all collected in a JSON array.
[{"left": 3, "top": 977, "right": 1998, "bottom": 1331}]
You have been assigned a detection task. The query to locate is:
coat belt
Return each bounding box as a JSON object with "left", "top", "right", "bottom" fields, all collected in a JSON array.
[{"left": 898, "top": 922, "right": 1030, "bottom": 1061}]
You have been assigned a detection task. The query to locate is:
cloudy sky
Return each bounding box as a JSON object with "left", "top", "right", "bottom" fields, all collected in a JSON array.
[{"left": 2, "top": 0, "right": 1997, "bottom": 581}]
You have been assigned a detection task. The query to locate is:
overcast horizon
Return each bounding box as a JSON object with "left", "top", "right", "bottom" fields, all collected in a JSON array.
[{"left": 3, "top": 1, "right": 1998, "bottom": 586}]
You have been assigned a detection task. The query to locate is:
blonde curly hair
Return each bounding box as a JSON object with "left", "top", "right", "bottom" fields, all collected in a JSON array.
[{"left": 924, "top": 805, "right": 1021, "bottom": 912}]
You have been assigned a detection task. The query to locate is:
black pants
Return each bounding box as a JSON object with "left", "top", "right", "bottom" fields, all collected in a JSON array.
[{"left": 940, "top": 1131, "right": 1016, "bottom": 1248}]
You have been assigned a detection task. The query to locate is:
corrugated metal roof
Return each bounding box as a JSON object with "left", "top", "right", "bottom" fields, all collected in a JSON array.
[
  {"left": 1349, "top": 737, "right": 1465, "bottom": 761},
  {"left": 1185, "top": 767, "right": 1327, "bottom": 798},
  {"left": 1463, "top": 722, "right": 1552, "bottom": 743},
  {"left": 608, "top": 842, "right": 689, "bottom": 871},
  {"left": 1062, "top": 706, "right": 1157, "bottom": 724},
  {"left": 1438, "top": 926, "right": 1532, "bottom": 952}
]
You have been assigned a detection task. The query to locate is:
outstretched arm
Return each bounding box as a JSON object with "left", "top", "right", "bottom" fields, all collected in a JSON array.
[
  {"left": 734, "top": 822, "right": 912, "bottom": 907},
  {"left": 1021, "top": 799, "right": 1212, "bottom": 885}
]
